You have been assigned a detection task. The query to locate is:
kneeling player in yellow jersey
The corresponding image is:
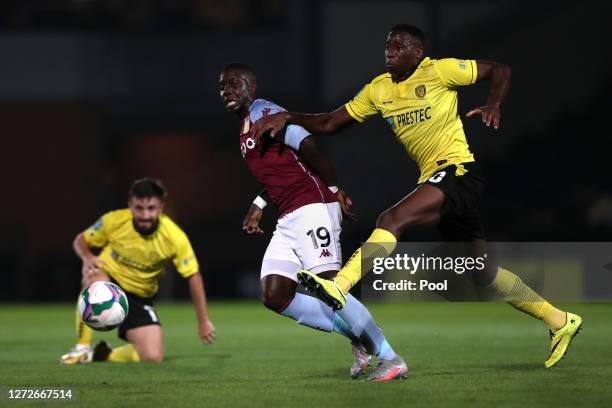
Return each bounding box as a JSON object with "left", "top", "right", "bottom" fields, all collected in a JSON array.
[
  {"left": 253, "top": 24, "right": 582, "bottom": 369},
  {"left": 61, "top": 178, "right": 215, "bottom": 364}
]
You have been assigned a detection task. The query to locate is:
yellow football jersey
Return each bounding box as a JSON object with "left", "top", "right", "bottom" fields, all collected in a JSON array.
[
  {"left": 84, "top": 209, "right": 199, "bottom": 298},
  {"left": 345, "top": 57, "right": 477, "bottom": 183}
]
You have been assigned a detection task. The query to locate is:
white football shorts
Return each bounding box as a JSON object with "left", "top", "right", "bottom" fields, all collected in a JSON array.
[{"left": 261, "top": 202, "right": 342, "bottom": 282}]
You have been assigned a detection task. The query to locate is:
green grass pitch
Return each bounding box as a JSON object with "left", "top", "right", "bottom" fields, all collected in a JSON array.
[{"left": 1, "top": 302, "right": 611, "bottom": 407}]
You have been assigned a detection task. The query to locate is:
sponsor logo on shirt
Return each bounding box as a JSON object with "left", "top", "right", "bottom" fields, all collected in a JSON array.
[
  {"left": 240, "top": 137, "right": 256, "bottom": 158},
  {"left": 395, "top": 107, "right": 432, "bottom": 128},
  {"left": 110, "top": 250, "right": 168, "bottom": 272}
]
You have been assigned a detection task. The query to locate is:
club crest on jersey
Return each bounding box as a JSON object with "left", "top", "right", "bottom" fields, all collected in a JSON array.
[
  {"left": 415, "top": 84, "right": 426, "bottom": 99},
  {"left": 319, "top": 249, "right": 332, "bottom": 258}
]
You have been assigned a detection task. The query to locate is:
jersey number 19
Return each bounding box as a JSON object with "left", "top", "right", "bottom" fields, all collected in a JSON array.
[{"left": 306, "top": 227, "right": 330, "bottom": 249}]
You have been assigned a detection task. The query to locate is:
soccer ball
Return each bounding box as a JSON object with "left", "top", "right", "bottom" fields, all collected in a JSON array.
[{"left": 79, "top": 281, "right": 129, "bottom": 331}]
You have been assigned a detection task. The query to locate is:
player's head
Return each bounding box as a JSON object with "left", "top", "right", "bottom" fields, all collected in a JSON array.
[
  {"left": 219, "top": 63, "right": 257, "bottom": 115},
  {"left": 385, "top": 24, "right": 426, "bottom": 77},
  {"left": 127, "top": 178, "right": 166, "bottom": 235}
]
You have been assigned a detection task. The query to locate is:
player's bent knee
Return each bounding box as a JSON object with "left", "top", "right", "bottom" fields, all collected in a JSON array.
[
  {"left": 262, "top": 293, "right": 293, "bottom": 313},
  {"left": 148, "top": 354, "right": 164, "bottom": 363},
  {"left": 141, "top": 356, "right": 163, "bottom": 363},
  {"left": 261, "top": 288, "right": 294, "bottom": 313},
  {"left": 139, "top": 349, "right": 164, "bottom": 363},
  {"left": 260, "top": 275, "right": 297, "bottom": 313},
  {"left": 376, "top": 210, "right": 402, "bottom": 236}
]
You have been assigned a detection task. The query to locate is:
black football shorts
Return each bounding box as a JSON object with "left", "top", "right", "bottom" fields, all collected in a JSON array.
[
  {"left": 116, "top": 288, "right": 161, "bottom": 341},
  {"left": 423, "top": 162, "right": 486, "bottom": 241}
]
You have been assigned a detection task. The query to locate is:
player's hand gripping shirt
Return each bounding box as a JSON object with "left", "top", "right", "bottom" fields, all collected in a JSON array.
[
  {"left": 84, "top": 209, "right": 199, "bottom": 298},
  {"left": 241, "top": 99, "right": 337, "bottom": 217},
  {"left": 345, "top": 57, "right": 477, "bottom": 183}
]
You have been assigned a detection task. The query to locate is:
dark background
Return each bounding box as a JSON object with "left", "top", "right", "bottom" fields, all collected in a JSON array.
[{"left": 1, "top": 0, "right": 610, "bottom": 301}]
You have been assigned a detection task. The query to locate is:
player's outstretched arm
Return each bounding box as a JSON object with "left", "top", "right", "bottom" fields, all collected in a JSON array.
[
  {"left": 242, "top": 189, "right": 269, "bottom": 235},
  {"left": 298, "top": 136, "right": 355, "bottom": 220},
  {"left": 73, "top": 232, "right": 106, "bottom": 285},
  {"left": 188, "top": 272, "right": 216, "bottom": 344},
  {"left": 252, "top": 106, "right": 356, "bottom": 142},
  {"left": 466, "top": 60, "right": 512, "bottom": 129}
]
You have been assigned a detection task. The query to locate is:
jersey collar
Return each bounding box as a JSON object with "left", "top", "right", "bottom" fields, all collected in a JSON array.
[{"left": 394, "top": 57, "right": 430, "bottom": 84}]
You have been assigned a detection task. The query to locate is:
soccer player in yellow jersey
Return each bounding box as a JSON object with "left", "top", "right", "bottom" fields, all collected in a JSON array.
[
  {"left": 253, "top": 24, "right": 582, "bottom": 370},
  {"left": 61, "top": 178, "right": 215, "bottom": 364}
]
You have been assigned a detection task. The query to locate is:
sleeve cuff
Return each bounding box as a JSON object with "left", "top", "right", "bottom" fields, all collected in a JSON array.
[
  {"left": 469, "top": 60, "right": 477, "bottom": 84},
  {"left": 82, "top": 230, "right": 99, "bottom": 247},
  {"left": 345, "top": 103, "right": 365, "bottom": 123}
]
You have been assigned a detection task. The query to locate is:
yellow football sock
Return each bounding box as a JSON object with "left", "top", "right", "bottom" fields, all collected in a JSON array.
[
  {"left": 334, "top": 228, "right": 397, "bottom": 293},
  {"left": 76, "top": 299, "right": 93, "bottom": 347},
  {"left": 107, "top": 344, "right": 141, "bottom": 363},
  {"left": 488, "top": 267, "right": 557, "bottom": 322}
]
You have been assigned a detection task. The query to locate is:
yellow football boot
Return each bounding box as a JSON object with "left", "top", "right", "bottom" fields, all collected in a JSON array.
[
  {"left": 60, "top": 344, "right": 92, "bottom": 364},
  {"left": 297, "top": 269, "right": 346, "bottom": 310},
  {"left": 545, "top": 312, "right": 583, "bottom": 368}
]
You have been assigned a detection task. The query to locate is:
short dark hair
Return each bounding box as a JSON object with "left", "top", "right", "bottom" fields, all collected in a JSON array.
[
  {"left": 222, "top": 62, "right": 257, "bottom": 79},
  {"left": 390, "top": 24, "right": 426, "bottom": 46},
  {"left": 128, "top": 178, "right": 167, "bottom": 200}
]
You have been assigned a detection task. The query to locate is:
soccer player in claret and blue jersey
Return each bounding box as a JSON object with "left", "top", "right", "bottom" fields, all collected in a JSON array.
[
  {"left": 252, "top": 24, "right": 582, "bottom": 369},
  {"left": 220, "top": 63, "right": 407, "bottom": 381}
]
